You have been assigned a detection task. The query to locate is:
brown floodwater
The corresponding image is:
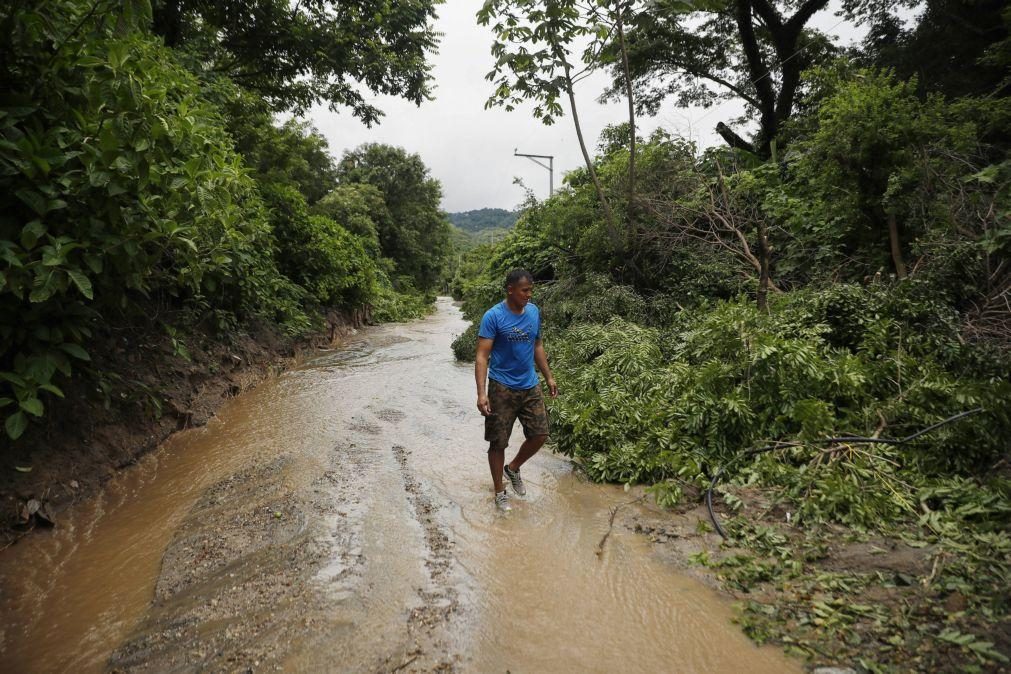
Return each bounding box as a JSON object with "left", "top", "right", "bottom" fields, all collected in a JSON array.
[{"left": 0, "top": 298, "right": 800, "bottom": 673}]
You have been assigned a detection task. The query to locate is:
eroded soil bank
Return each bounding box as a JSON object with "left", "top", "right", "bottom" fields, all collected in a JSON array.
[
  {"left": 0, "top": 309, "right": 366, "bottom": 538},
  {"left": 0, "top": 298, "right": 798, "bottom": 673}
]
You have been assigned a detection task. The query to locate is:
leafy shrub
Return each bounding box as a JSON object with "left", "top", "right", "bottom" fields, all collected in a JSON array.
[
  {"left": 0, "top": 2, "right": 294, "bottom": 438},
  {"left": 371, "top": 278, "right": 434, "bottom": 323},
  {"left": 548, "top": 288, "right": 1009, "bottom": 527},
  {"left": 451, "top": 323, "right": 480, "bottom": 362},
  {"left": 259, "top": 183, "right": 380, "bottom": 309}
]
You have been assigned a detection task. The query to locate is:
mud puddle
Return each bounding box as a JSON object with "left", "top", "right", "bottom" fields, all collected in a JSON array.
[{"left": 0, "top": 298, "right": 799, "bottom": 672}]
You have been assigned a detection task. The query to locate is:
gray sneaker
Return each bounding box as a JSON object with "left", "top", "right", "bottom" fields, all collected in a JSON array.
[
  {"left": 504, "top": 465, "right": 527, "bottom": 496},
  {"left": 494, "top": 489, "right": 512, "bottom": 512}
]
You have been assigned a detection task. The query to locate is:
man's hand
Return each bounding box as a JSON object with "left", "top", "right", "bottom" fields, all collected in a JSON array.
[
  {"left": 546, "top": 377, "right": 558, "bottom": 398},
  {"left": 477, "top": 394, "right": 492, "bottom": 416}
]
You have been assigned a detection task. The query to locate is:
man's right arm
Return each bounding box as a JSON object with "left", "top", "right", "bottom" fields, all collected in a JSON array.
[{"left": 475, "top": 337, "right": 494, "bottom": 416}]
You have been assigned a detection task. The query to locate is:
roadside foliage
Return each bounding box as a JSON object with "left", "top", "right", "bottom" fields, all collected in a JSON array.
[{"left": 1, "top": 0, "right": 449, "bottom": 442}]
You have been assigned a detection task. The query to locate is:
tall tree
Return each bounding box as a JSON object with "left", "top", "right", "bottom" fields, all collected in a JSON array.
[
  {"left": 221, "top": 93, "right": 339, "bottom": 204},
  {"left": 151, "top": 0, "right": 441, "bottom": 121},
  {"left": 609, "top": 0, "right": 915, "bottom": 157},
  {"left": 335, "top": 144, "right": 452, "bottom": 291},
  {"left": 478, "top": 0, "right": 622, "bottom": 251},
  {"left": 862, "top": 0, "right": 1010, "bottom": 100}
]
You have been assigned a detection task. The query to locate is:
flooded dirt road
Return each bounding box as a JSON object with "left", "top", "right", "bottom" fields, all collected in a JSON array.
[{"left": 0, "top": 298, "right": 799, "bottom": 673}]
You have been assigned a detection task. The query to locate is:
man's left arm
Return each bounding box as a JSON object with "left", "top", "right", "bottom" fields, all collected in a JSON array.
[{"left": 534, "top": 339, "right": 558, "bottom": 398}]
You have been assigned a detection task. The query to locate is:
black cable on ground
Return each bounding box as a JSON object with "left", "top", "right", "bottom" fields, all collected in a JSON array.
[{"left": 705, "top": 408, "right": 984, "bottom": 539}]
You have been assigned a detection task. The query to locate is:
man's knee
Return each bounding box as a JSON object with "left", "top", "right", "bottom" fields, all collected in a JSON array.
[
  {"left": 488, "top": 443, "right": 507, "bottom": 454},
  {"left": 526, "top": 433, "right": 549, "bottom": 446}
]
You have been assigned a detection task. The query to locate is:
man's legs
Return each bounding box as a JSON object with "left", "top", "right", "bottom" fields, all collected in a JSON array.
[
  {"left": 488, "top": 445, "right": 506, "bottom": 493},
  {"left": 485, "top": 380, "right": 520, "bottom": 494},
  {"left": 509, "top": 384, "right": 550, "bottom": 473},
  {"left": 508, "top": 434, "right": 547, "bottom": 473}
]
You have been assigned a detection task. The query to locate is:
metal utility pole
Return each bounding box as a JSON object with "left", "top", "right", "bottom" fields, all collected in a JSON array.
[{"left": 514, "top": 149, "right": 554, "bottom": 197}]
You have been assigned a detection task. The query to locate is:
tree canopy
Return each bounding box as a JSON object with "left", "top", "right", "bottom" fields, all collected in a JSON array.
[
  {"left": 152, "top": 0, "right": 442, "bottom": 120},
  {"left": 447, "top": 209, "right": 519, "bottom": 233},
  {"left": 607, "top": 0, "right": 919, "bottom": 156},
  {"left": 336, "top": 144, "right": 452, "bottom": 291}
]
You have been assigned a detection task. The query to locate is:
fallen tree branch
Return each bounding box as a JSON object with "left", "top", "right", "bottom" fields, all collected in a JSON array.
[{"left": 596, "top": 495, "right": 647, "bottom": 557}]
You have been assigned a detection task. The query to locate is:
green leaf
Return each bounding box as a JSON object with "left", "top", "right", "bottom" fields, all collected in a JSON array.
[
  {"left": 67, "top": 269, "right": 94, "bottom": 299},
  {"left": 42, "top": 249, "right": 64, "bottom": 266},
  {"left": 0, "top": 243, "right": 24, "bottom": 267},
  {"left": 0, "top": 371, "right": 27, "bottom": 387},
  {"left": 19, "top": 397, "right": 43, "bottom": 417},
  {"left": 20, "top": 220, "right": 46, "bottom": 249},
  {"left": 15, "top": 188, "right": 48, "bottom": 215},
  {"left": 0, "top": 397, "right": 14, "bottom": 408},
  {"left": 58, "top": 343, "right": 90, "bottom": 361},
  {"left": 39, "top": 384, "right": 65, "bottom": 398},
  {"left": 5, "top": 411, "right": 27, "bottom": 440},
  {"left": 83, "top": 254, "right": 103, "bottom": 274}
]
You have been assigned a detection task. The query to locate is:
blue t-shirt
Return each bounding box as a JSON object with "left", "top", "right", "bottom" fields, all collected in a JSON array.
[{"left": 478, "top": 301, "right": 541, "bottom": 389}]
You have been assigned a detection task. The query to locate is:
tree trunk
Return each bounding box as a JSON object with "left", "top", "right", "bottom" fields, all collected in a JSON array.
[
  {"left": 756, "top": 218, "right": 773, "bottom": 310},
  {"left": 733, "top": 0, "right": 776, "bottom": 157},
  {"left": 153, "top": 0, "right": 183, "bottom": 47},
  {"left": 723, "top": 0, "right": 830, "bottom": 157},
  {"left": 887, "top": 212, "right": 907, "bottom": 278},
  {"left": 615, "top": 2, "right": 636, "bottom": 210},
  {"left": 563, "top": 62, "right": 621, "bottom": 253},
  {"left": 716, "top": 122, "right": 758, "bottom": 155}
]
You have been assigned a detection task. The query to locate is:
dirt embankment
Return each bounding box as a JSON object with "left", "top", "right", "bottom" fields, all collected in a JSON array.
[{"left": 0, "top": 307, "right": 370, "bottom": 543}]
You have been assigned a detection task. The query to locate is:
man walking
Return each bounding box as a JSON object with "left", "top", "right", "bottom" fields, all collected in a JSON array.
[{"left": 475, "top": 269, "right": 558, "bottom": 511}]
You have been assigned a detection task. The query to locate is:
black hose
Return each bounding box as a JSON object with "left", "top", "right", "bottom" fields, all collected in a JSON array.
[{"left": 705, "top": 408, "right": 984, "bottom": 539}]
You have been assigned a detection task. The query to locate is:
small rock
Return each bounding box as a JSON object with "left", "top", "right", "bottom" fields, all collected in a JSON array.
[
  {"left": 943, "top": 591, "right": 968, "bottom": 613},
  {"left": 812, "top": 668, "right": 857, "bottom": 674}
]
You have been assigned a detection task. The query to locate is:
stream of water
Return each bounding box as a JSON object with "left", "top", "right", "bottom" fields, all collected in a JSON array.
[{"left": 0, "top": 298, "right": 799, "bottom": 673}]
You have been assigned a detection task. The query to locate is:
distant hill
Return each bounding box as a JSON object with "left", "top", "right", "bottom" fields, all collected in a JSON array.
[{"left": 447, "top": 208, "right": 518, "bottom": 233}]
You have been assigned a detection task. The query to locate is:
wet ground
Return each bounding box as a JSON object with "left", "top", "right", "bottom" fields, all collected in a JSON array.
[{"left": 0, "top": 298, "right": 799, "bottom": 673}]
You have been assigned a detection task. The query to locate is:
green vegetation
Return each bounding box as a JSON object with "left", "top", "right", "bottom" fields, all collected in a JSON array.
[
  {"left": 447, "top": 208, "right": 519, "bottom": 233},
  {"left": 457, "top": 1, "right": 1011, "bottom": 668},
  {"left": 1, "top": 0, "right": 449, "bottom": 442}
]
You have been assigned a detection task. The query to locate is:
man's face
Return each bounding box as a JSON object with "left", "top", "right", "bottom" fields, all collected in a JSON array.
[{"left": 507, "top": 279, "right": 534, "bottom": 307}]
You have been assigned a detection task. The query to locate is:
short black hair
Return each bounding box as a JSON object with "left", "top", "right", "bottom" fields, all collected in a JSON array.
[{"left": 504, "top": 268, "right": 533, "bottom": 289}]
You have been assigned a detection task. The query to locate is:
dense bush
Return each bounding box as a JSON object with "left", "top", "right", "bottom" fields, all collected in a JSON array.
[
  {"left": 0, "top": 3, "right": 295, "bottom": 439},
  {"left": 548, "top": 287, "right": 1009, "bottom": 505},
  {"left": 259, "top": 184, "right": 380, "bottom": 308},
  {"left": 0, "top": 0, "right": 451, "bottom": 442}
]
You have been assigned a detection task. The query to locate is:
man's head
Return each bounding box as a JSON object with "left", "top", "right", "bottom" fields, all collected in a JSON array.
[{"left": 504, "top": 268, "right": 534, "bottom": 307}]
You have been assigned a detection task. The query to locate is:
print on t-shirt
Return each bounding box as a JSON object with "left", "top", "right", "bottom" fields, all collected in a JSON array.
[{"left": 507, "top": 326, "right": 532, "bottom": 343}]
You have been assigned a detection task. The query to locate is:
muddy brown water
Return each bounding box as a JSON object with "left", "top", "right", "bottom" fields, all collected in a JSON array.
[{"left": 0, "top": 298, "right": 799, "bottom": 673}]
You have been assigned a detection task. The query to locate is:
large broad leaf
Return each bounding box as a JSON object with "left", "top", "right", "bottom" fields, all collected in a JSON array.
[
  {"left": 5, "top": 411, "right": 27, "bottom": 440},
  {"left": 39, "top": 383, "right": 65, "bottom": 398},
  {"left": 19, "top": 397, "right": 43, "bottom": 417},
  {"left": 20, "top": 220, "right": 46, "bottom": 249},
  {"left": 15, "top": 189, "right": 48, "bottom": 216},
  {"left": 58, "top": 343, "right": 90, "bottom": 361},
  {"left": 67, "top": 268, "right": 94, "bottom": 299}
]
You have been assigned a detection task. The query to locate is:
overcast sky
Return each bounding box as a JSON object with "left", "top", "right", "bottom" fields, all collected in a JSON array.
[{"left": 307, "top": 1, "right": 899, "bottom": 213}]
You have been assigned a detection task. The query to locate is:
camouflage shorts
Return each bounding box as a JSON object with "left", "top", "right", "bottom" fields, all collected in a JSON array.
[{"left": 484, "top": 379, "right": 550, "bottom": 450}]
